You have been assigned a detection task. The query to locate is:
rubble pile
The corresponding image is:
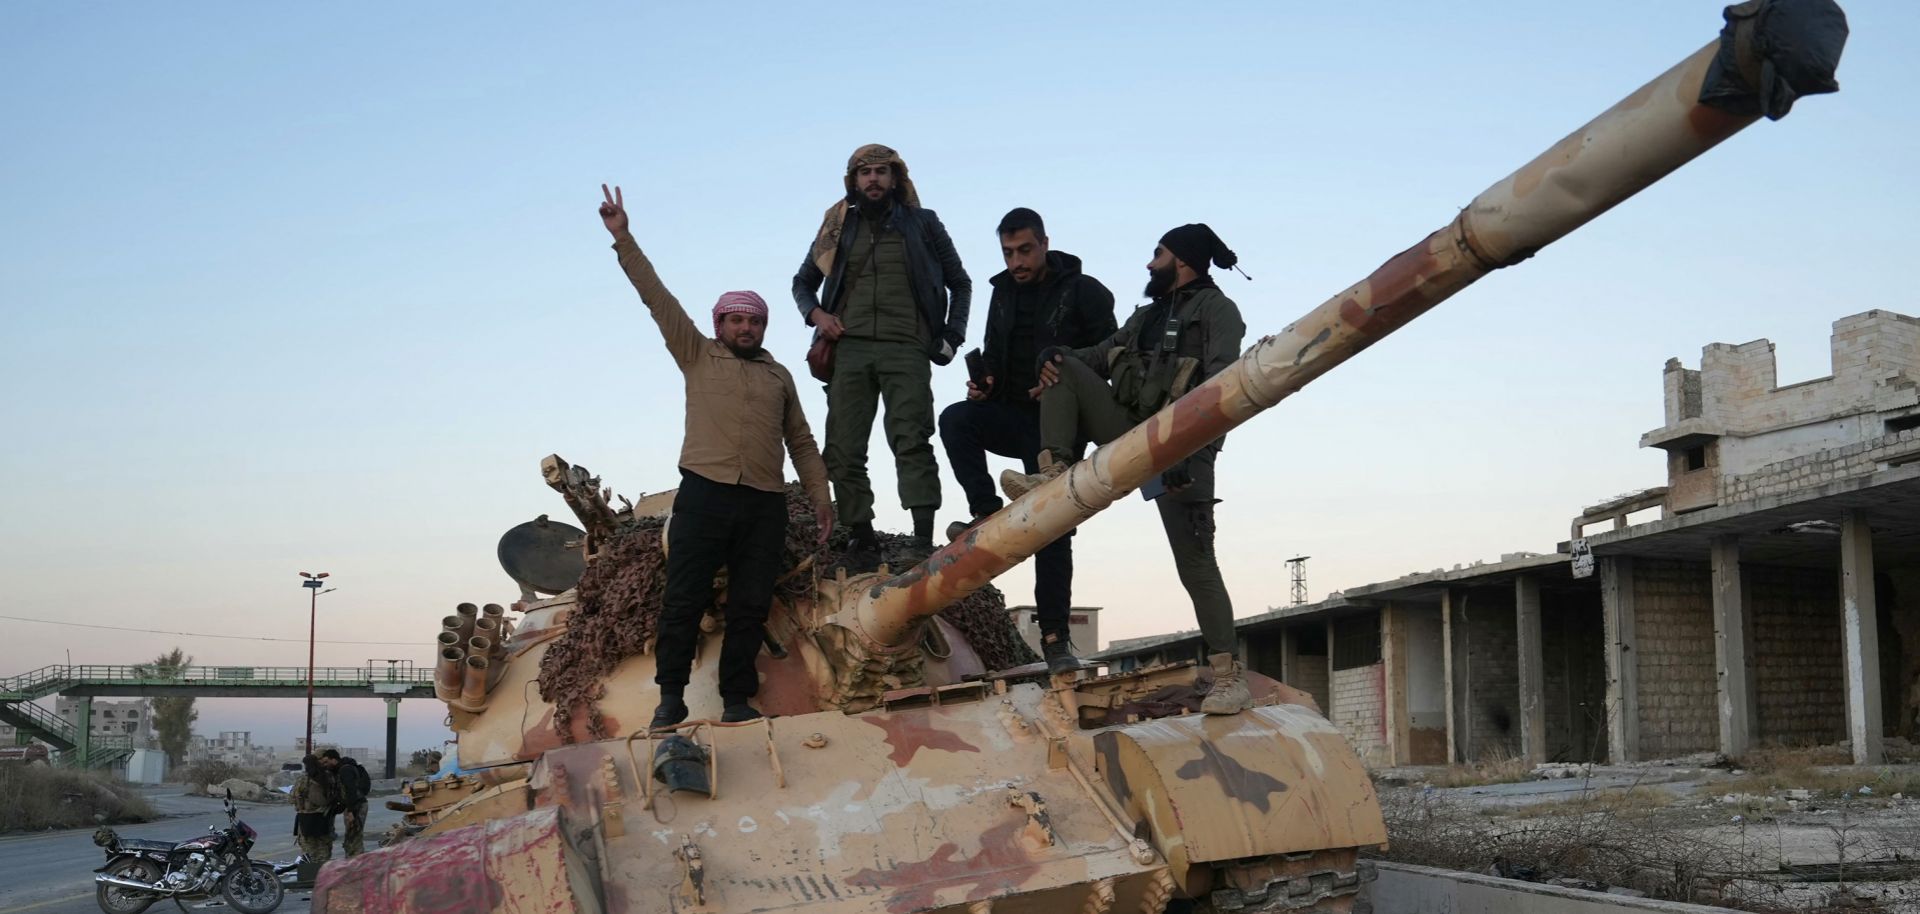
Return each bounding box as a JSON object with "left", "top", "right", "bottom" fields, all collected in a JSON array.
[{"left": 537, "top": 485, "right": 1036, "bottom": 742}]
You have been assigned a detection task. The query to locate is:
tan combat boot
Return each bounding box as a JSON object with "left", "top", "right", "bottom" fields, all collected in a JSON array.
[
  {"left": 1200, "top": 652, "right": 1252, "bottom": 715},
  {"left": 999, "top": 451, "right": 1066, "bottom": 501}
]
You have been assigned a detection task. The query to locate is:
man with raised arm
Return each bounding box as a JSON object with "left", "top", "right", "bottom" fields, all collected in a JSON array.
[{"left": 598, "top": 184, "right": 834, "bottom": 730}]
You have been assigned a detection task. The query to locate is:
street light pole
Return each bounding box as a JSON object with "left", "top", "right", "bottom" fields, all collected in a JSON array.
[{"left": 298, "top": 572, "right": 333, "bottom": 753}]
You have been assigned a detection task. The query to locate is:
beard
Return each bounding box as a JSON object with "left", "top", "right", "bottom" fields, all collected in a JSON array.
[
  {"left": 722, "top": 337, "right": 764, "bottom": 359},
  {"left": 857, "top": 185, "right": 892, "bottom": 214},
  {"left": 1143, "top": 265, "right": 1177, "bottom": 299}
]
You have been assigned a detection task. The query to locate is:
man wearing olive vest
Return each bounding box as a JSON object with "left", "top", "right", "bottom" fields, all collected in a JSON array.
[{"left": 793, "top": 144, "right": 971, "bottom": 570}]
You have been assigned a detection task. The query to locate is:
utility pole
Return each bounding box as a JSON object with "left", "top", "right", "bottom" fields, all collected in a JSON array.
[
  {"left": 298, "top": 571, "right": 334, "bottom": 753},
  {"left": 1287, "top": 556, "right": 1310, "bottom": 606}
]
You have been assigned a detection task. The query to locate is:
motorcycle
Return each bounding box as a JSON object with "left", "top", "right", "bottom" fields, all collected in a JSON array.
[{"left": 92, "top": 789, "right": 284, "bottom": 914}]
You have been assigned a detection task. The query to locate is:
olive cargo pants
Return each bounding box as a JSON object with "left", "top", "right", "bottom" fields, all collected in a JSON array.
[
  {"left": 824, "top": 338, "right": 942, "bottom": 526},
  {"left": 1037, "top": 357, "right": 1236, "bottom": 655}
]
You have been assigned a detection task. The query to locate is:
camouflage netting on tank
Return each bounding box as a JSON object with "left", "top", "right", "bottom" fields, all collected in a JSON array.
[{"left": 536, "top": 485, "right": 1038, "bottom": 742}]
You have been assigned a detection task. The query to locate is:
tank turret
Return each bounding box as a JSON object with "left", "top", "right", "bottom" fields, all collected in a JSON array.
[{"left": 319, "top": 5, "right": 1846, "bottom": 911}]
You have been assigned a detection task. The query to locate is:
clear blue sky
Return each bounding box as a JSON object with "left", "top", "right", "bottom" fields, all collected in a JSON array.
[{"left": 3, "top": 2, "right": 1914, "bottom": 752}]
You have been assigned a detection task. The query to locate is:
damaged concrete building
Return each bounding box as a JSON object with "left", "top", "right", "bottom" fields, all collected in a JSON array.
[{"left": 1095, "top": 310, "right": 1920, "bottom": 768}]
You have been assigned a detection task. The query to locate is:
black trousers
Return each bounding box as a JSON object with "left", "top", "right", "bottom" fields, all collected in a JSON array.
[
  {"left": 654, "top": 470, "right": 788, "bottom": 703},
  {"left": 937, "top": 398, "right": 1074, "bottom": 639}
]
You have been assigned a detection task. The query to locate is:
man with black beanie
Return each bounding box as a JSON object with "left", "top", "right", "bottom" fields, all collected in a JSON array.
[
  {"left": 937, "top": 208, "right": 1116, "bottom": 674},
  {"left": 1001, "top": 223, "right": 1251, "bottom": 713}
]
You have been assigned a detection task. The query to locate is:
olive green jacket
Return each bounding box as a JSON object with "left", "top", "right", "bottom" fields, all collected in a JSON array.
[{"left": 1070, "top": 282, "right": 1246, "bottom": 420}]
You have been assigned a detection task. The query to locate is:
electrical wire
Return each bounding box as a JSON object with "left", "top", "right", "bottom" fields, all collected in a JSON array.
[{"left": 0, "top": 613, "right": 420, "bottom": 646}]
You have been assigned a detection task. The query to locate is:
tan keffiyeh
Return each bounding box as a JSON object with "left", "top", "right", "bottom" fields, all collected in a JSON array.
[{"left": 809, "top": 143, "right": 920, "bottom": 276}]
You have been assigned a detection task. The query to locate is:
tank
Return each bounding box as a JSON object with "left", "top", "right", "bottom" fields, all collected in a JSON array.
[{"left": 317, "top": 5, "right": 1845, "bottom": 912}]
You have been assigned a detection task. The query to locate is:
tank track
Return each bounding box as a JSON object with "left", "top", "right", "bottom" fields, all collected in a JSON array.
[{"left": 1202, "top": 853, "right": 1374, "bottom": 913}]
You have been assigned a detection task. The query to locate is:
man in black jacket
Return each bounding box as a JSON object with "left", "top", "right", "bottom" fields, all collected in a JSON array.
[
  {"left": 321, "top": 749, "right": 372, "bottom": 857},
  {"left": 938, "top": 208, "right": 1115, "bottom": 673},
  {"left": 794, "top": 144, "right": 971, "bottom": 568}
]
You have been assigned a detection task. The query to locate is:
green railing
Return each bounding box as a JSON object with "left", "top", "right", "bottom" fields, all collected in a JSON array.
[
  {"left": 1, "top": 663, "right": 435, "bottom": 700},
  {"left": 0, "top": 697, "right": 77, "bottom": 748}
]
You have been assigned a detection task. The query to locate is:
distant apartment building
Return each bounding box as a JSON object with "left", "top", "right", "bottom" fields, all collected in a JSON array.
[
  {"left": 54, "top": 697, "right": 153, "bottom": 745},
  {"left": 188, "top": 730, "right": 276, "bottom": 767}
]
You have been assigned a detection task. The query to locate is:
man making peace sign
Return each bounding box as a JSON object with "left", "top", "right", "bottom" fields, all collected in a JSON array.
[{"left": 598, "top": 185, "right": 833, "bottom": 729}]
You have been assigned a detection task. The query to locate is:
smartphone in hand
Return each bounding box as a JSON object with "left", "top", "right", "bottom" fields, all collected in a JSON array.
[{"left": 964, "top": 348, "right": 989, "bottom": 389}]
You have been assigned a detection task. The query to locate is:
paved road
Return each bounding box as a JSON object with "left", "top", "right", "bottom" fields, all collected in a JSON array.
[{"left": 0, "top": 787, "right": 404, "bottom": 914}]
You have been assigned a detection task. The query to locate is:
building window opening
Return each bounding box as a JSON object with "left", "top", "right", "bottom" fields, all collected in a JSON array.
[
  {"left": 1887, "top": 415, "right": 1920, "bottom": 434},
  {"left": 1332, "top": 615, "right": 1382, "bottom": 670},
  {"left": 1684, "top": 446, "right": 1707, "bottom": 471}
]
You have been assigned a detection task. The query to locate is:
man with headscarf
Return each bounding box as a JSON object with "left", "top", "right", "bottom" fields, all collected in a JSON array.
[
  {"left": 792, "top": 144, "right": 971, "bottom": 570},
  {"left": 1001, "top": 223, "right": 1252, "bottom": 713},
  {"left": 598, "top": 184, "right": 834, "bottom": 730}
]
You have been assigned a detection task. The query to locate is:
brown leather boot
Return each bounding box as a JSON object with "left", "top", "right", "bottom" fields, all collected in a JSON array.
[{"left": 1200, "top": 652, "right": 1252, "bottom": 715}]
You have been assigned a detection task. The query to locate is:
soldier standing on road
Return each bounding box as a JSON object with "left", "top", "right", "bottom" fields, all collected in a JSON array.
[
  {"left": 597, "top": 185, "right": 835, "bottom": 731},
  {"left": 938, "top": 208, "right": 1116, "bottom": 674},
  {"left": 291, "top": 754, "right": 336, "bottom": 867},
  {"left": 1000, "top": 223, "right": 1252, "bottom": 713},
  {"left": 321, "top": 749, "right": 371, "bottom": 857},
  {"left": 793, "top": 144, "right": 971, "bottom": 569}
]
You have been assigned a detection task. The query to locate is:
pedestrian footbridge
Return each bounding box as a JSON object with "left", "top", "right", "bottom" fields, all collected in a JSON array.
[{"left": 0, "top": 663, "right": 436, "bottom": 767}]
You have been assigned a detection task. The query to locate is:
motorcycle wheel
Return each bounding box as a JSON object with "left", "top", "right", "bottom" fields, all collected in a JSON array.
[
  {"left": 95, "top": 858, "right": 160, "bottom": 914},
  {"left": 219, "top": 863, "right": 285, "bottom": 914}
]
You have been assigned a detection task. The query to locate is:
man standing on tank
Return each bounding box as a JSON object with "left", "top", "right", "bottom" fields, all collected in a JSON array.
[
  {"left": 1000, "top": 224, "right": 1253, "bottom": 713},
  {"left": 597, "top": 184, "right": 835, "bottom": 730},
  {"left": 793, "top": 144, "right": 970, "bottom": 570},
  {"left": 938, "top": 208, "right": 1115, "bottom": 674}
]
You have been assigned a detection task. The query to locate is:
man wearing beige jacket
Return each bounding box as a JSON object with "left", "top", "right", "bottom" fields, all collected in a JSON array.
[{"left": 598, "top": 184, "right": 833, "bottom": 730}]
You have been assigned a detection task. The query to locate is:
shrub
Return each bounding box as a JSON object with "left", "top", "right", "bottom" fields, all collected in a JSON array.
[{"left": 0, "top": 766, "right": 156, "bottom": 832}]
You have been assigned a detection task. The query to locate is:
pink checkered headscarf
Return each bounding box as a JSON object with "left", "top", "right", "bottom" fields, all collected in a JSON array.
[{"left": 712, "top": 290, "right": 769, "bottom": 329}]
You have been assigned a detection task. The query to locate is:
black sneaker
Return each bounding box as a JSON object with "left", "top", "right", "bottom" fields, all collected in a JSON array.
[
  {"left": 721, "top": 702, "right": 763, "bottom": 723},
  {"left": 1042, "top": 634, "right": 1081, "bottom": 676},
  {"left": 650, "top": 695, "right": 689, "bottom": 731}
]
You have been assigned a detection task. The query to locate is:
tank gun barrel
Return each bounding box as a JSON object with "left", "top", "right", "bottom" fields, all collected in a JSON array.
[{"left": 848, "top": 3, "right": 1846, "bottom": 649}]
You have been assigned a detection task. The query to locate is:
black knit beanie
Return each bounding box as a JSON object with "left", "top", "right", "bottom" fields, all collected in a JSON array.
[{"left": 1159, "top": 223, "right": 1237, "bottom": 273}]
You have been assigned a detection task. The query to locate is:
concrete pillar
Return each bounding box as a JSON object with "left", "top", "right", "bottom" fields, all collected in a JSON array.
[
  {"left": 1515, "top": 575, "right": 1547, "bottom": 764},
  {"left": 1441, "top": 589, "right": 1460, "bottom": 764},
  {"left": 1842, "top": 511, "right": 1883, "bottom": 765},
  {"left": 384, "top": 697, "right": 401, "bottom": 780},
  {"left": 1382, "top": 605, "right": 1412, "bottom": 766},
  {"left": 1710, "top": 536, "right": 1753, "bottom": 758},
  {"left": 76, "top": 696, "right": 93, "bottom": 766},
  {"left": 1601, "top": 556, "right": 1640, "bottom": 763},
  {"left": 1325, "top": 618, "right": 1338, "bottom": 721},
  {"left": 1278, "top": 625, "right": 1295, "bottom": 685}
]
